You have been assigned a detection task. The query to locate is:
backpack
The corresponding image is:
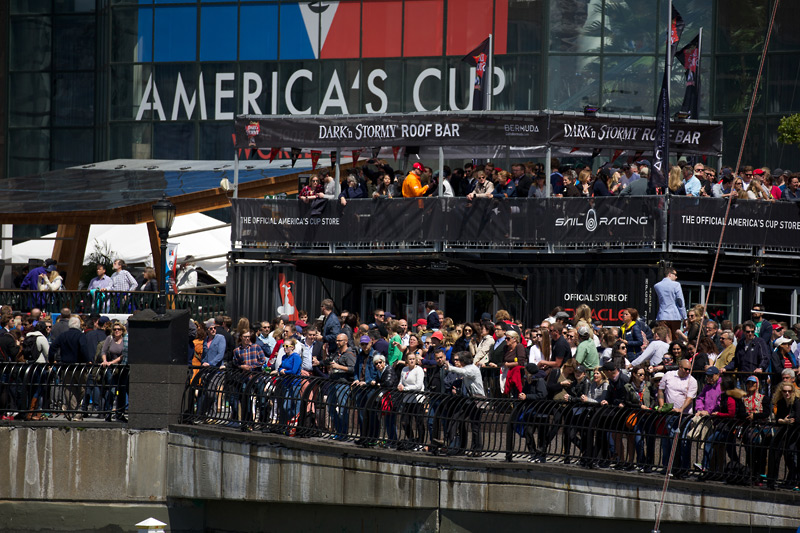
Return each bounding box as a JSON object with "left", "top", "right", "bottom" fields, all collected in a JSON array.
[{"left": 21, "top": 335, "right": 39, "bottom": 362}]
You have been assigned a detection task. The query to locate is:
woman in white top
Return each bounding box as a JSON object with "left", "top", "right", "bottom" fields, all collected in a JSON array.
[
  {"left": 398, "top": 352, "right": 425, "bottom": 450},
  {"left": 37, "top": 264, "right": 63, "bottom": 291},
  {"left": 471, "top": 321, "right": 494, "bottom": 368}
]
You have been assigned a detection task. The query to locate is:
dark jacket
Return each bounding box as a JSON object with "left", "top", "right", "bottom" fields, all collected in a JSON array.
[
  {"left": 521, "top": 375, "right": 548, "bottom": 401},
  {"left": 424, "top": 363, "right": 449, "bottom": 394},
  {"left": 50, "top": 328, "right": 92, "bottom": 364},
  {"left": 375, "top": 365, "right": 397, "bottom": 388},
  {"left": 606, "top": 372, "right": 630, "bottom": 406},
  {"left": 0, "top": 332, "right": 19, "bottom": 362},
  {"left": 565, "top": 377, "right": 590, "bottom": 401},
  {"left": 489, "top": 339, "right": 506, "bottom": 367},
  {"left": 321, "top": 312, "right": 341, "bottom": 355},
  {"left": 724, "top": 337, "right": 770, "bottom": 373}
]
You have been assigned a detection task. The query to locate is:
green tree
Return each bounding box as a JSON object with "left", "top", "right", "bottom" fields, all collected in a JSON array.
[{"left": 778, "top": 114, "right": 800, "bottom": 148}]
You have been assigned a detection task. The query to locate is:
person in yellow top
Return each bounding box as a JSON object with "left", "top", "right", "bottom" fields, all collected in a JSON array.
[{"left": 402, "top": 162, "right": 429, "bottom": 198}]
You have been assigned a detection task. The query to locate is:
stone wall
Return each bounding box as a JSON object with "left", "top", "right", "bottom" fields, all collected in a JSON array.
[{"left": 1, "top": 425, "right": 798, "bottom": 532}]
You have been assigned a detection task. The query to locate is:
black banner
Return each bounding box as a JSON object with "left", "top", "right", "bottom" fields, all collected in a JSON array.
[
  {"left": 669, "top": 197, "right": 800, "bottom": 249},
  {"left": 232, "top": 197, "right": 665, "bottom": 247},
  {"left": 463, "top": 37, "right": 491, "bottom": 111},
  {"left": 235, "top": 112, "right": 549, "bottom": 150},
  {"left": 676, "top": 35, "right": 700, "bottom": 119},
  {"left": 547, "top": 115, "right": 722, "bottom": 155}
]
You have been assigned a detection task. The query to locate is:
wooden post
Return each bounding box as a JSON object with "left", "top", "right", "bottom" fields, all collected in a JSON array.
[{"left": 52, "top": 224, "right": 90, "bottom": 290}]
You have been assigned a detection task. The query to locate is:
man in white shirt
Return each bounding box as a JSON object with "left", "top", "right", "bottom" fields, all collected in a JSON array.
[{"left": 629, "top": 326, "right": 670, "bottom": 369}]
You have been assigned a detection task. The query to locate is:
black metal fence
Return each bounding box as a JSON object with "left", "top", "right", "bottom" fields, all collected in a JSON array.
[
  {"left": 0, "top": 362, "right": 129, "bottom": 422},
  {"left": 0, "top": 290, "right": 225, "bottom": 321},
  {"left": 182, "top": 368, "right": 798, "bottom": 489}
]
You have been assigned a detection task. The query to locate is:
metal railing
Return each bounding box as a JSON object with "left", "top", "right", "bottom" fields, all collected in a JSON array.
[
  {"left": 182, "top": 368, "right": 797, "bottom": 489},
  {"left": 0, "top": 290, "right": 225, "bottom": 321},
  {"left": 0, "top": 362, "right": 129, "bottom": 422}
]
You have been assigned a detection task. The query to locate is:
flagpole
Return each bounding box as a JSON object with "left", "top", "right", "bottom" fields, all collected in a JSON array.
[
  {"left": 664, "top": 0, "right": 673, "bottom": 169},
  {"left": 696, "top": 27, "right": 703, "bottom": 119},
  {"left": 487, "top": 33, "right": 493, "bottom": 111}
]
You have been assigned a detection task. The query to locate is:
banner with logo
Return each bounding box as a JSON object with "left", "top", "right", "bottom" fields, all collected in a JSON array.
[
  {"left": 234, "top": 112, "right": 548, "bottom": 151},
  {"left": 547, "top": 115, "right": 721, "bottom": 155},
  {"left": 668, "top": 197, "right": 800, "bottom": 249},
  {"left": 232, "top": 197, "right": 665, "bottom": 247},
  {"left": 463, "top": 37, "right": 491, "bottom": 111}
]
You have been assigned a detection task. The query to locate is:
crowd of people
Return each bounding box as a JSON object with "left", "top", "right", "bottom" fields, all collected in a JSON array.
[
  {"left": 186, "top": 279, "right": 800, "bottom": 490},
  {"left": 0, "top": 306, "right": 129, "bottom": 422},
  {"left": 297, "top": 157, "right": 800, "bottom": 201}
]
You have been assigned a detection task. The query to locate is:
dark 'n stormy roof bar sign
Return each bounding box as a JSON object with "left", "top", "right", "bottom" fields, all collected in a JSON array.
[{"left": 234, "top": 111, "right": 723, "bottom": 156}]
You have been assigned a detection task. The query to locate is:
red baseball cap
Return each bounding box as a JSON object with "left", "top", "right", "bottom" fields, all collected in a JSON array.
[{"left": 412, "top": 162, "right": 425, "bottom": 172}]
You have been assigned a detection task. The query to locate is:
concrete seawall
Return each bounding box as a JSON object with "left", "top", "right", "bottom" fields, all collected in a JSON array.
[{"left": 1, "top": 425, "right": 798, "bottom": 532}]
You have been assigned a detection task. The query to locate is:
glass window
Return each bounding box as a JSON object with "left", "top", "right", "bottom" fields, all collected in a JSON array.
[
  {"left": 490, "top": 54, "right": 540, "bottom": 112},
  {"left": 714, "top": 55, "right": 763, "bottom": 115},
  {"left": 54, "top": 15, "right": 96, "bottom": 70},
  {"left": 716, "top": 0, "right": 767, "bottom": 54},
  {"left": 239, "top": 4, "right": 279, "bottom": 60},
  {"left": 319, "top": 0, "right": 360, "bottom": 59},
  {"left": 10, "top": 0, "right": 51, "bottom": 14},
  {"left": 51, "top": 128, "right": 94, "bottom": 169},
  {"left": 279, "top": 61, "right": 320, "bottom": 115},
  {"left": 198, "top": 63, "right": 237, "bottom": 120},
  {"left": 602, "top": 56, "right": 655, "bottom": 114},
  {"left": 497, "top": 290, "right": 524, "bottom": 323},
  {"left": 549, "top": 0, "right": 598, "bottom": 53},
  {"left": 319, "top": 60, "right": 360, "bottom": 115},
  {"left": 8, "top": 128, "right": 51, "bottom": 178},
  {"left": 417, "top": 290, "right": 441, "bottom": 322},
  {"left": 403, "top": 0, "right": 444, "bottom": 57},
  {"left": 9, "top": 16, "right": 52, "bottom": 71},
  {"left": 153, "top": 122, "right": 196, "bottom": 160},
  {"left": 767, "top": 54, "right": 800, "bottom": 114},
  {"left": 55, "top": 0, "right": 96, "bottom": 13},
  {"left": 771, "top": 2, "right": 800, "bottom": 52},
  {"left": 603, "top": 0, "right": 656, "bottom": 53},
  {"left": 9, "top": 73, "right": 51, "bottom": 127},
  {"left": 360, "top": 59, "right": 403, "bottom": 114},
  {"left": 110, "top": 122, "right": 152, "bottom": 159},
  {"left": 444, "top": 290, "right": 467, "bottom": 324},
  {"left": 472, "top": 290, "right": 494, "bottom": 322},
  {"left": 547, "top": 55, "right": 600, "bottom": 112},
  {"left": 507, "top": 0, "right": 543, "bottom": 54},
  {"left": 200, "top": 6, "right": 237, "bottom": 61},
  {"left": 361, "top": 0, "right": 402, "bottom": 58},
  {"left": 110, "top": 64, "right": 153, "bottom": 120},
  {"left": 388, "top": 290, "right": 414, "bottom": 322},
  {"left": 446, "top": 0, "right": 493, "bottom": 56},
  {"left": 199, "top": 123, "right": 235, "bottom": 160},
  {"left": 53, "top": 73, "right": 95, "bottom": 126},
  {"left": 280, "top": 2, "right": 318, "bottom": 60},
  {"left": 403, "top": 58, "right": 445, "bottom": 113},
  {"left": 365, "top": 289, "right": 388, "bottom": 320},
  {"left": 154, "top": 6, "right": 196, "bottom": 62},
  {"left": 112, "top": 7, "right": 152, "bottom": 63},
  {"left": 723, "top": 118, "right": 766, "bottom": 172}
]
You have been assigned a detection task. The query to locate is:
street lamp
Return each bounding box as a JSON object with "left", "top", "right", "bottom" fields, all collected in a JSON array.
[{"left": 152, "top": 194, "right": 176, "bottom": 314}]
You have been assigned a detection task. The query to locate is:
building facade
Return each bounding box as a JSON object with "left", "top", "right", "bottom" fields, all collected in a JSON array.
[{"left": 3, "top": 0, "right": 800, "bottom": 179}]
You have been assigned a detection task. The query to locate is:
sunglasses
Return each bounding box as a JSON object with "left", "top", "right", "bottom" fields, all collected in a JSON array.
[{"left": 113, "top": 327, "right": 122, "bottom": 331}]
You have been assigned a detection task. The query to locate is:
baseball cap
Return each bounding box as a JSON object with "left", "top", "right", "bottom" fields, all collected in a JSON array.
[
  {"left": 359, "top": 335, "right": 371, "bottom": 344},
  {"left": 705, "top": 366, "right": 720, "bottom": 375},
  {"left": 653, "top": 372, "right": 665, "bottom": 379},
  {"left": 775, "top": 337, "right": 793, "bottom": 347},
  {"left": 575, "top": 364, "right": 587, "bottom": 374},
  {"left": 384, "top": 312, "right": 396, "bottom": 319},
  {"left": 578, "top": 326, "right": 591, "bottom": 337},
  {"left": 602, "top": 361, "right": 617, "bottom": 371},
  {"left": 98, "top": 316, "right": 110, "bottom": 325},
  {"left": 430, "top": 331, "right": 444, "bottom": 342},
  {"left": 636, "top": 159, "right": 651, "bottom": 167},
  {"left": 753, "top": 168, "right": 764, "bottom": 175},
  {"left": 413, "top": 318, "right": 427, "bottom": 327},
  {"left": 412, "top": 162, "right": 424, "bottom": 172},
  {"left": 745, "top": 376, "right": 758, "bottom": 383},
  {"left": 46, "top": 263, "right": 58, "bottom": 272}
]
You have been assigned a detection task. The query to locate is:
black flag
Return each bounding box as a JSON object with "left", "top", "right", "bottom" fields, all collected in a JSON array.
[
  {"left": 676, "top": 35, "right": 700, "bottom": 119},
  {"left": 462, "top": 37, "right": 490, "bottom": 111},
  {"left": 652, "top": 6, "right": 685, "bottom": 190}
]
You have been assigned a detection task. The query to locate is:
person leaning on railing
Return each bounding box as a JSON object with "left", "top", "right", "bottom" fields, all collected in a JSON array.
[{"left": 767, "top": 382, "right": 800, "bottom": 490}]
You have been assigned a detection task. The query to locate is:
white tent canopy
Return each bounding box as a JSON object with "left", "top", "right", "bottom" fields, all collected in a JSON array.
[{"left": 11, "top": 213, "right": 229, "bottom": 284}]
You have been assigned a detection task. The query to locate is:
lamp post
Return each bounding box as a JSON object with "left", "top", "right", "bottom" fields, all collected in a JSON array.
[{"left": 151, "top": 195, "right": 176, "bottom": 315}]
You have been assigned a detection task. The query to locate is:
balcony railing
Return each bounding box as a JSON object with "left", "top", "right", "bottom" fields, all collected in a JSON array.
[
  {"left": 231, "top": 196, "right": 800, "bottom": 255},
  {"left": 183, "top": 369, "right": 797, "bottom": 488},
  {"left": 0, "top": 290, "right": 225, "bottom": 321}
]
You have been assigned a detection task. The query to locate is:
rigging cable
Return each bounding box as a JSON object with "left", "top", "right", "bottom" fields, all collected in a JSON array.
[{"left": 652, "top": 1, "right": 782, "bottom": 531}]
